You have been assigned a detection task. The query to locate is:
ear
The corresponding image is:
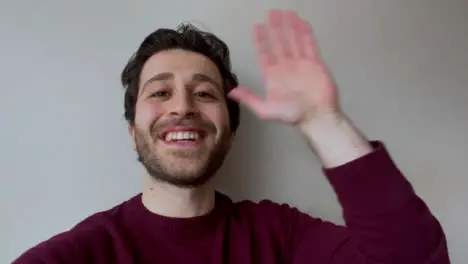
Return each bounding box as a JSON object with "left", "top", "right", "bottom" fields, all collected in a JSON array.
[
  {"left": 128, "top": 125, "right": 137, "bottom": 151},
  {"left": 227, "top": 131, "right": 236, "bottom": 148}
]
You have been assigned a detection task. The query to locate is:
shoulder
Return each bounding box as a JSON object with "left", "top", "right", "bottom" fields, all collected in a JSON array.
[
  {"left": 232, "top": 197, "right": 344, "bottom": 238},
  {"left": 12, "top": 197, "right": 133, "bottom": 263},
  {"left": 233, "top": 198, "right": 311, "bottom": 220},
  {"left": 231, "top": 198, "right": 316, "bottom": 232},
  {"left": 231, "top": 198, "right": 348, "bottom": 261}
]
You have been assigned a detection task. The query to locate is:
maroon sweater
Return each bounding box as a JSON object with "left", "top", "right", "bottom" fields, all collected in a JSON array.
[{"left": 13, "top": 142, "right": 449, "bottom": 263}]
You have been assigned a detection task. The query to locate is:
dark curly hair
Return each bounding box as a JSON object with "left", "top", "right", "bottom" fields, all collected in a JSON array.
[{"left": 120, "top": 23, "right": 240, "bottom": 132}]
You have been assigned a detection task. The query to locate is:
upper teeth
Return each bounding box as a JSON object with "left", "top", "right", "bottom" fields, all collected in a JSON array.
[{"left": 165, "top": 132, "right": 199, "bottom": 141}]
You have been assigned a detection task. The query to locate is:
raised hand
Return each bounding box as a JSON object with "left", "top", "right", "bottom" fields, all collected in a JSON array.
[{"left": 228, "top": 10, "right": 340, "bottom": 126}]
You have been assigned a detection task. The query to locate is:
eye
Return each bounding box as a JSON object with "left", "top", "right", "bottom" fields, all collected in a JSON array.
[
  {"left": 150, "top": 91, "right": 170, "bottom": 98},
  {"left": 195, "top": 91, "right": 216, "bottom": 99}
]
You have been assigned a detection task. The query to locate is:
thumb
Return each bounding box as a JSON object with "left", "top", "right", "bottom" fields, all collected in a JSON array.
[
  {"left": 229, "top": 87, "right": 303, "bottom": 123},
  {"left": 228, "top": 87, "right": 268, "bottom": 118}
]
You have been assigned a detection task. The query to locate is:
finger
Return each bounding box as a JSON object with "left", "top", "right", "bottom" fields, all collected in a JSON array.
[
  {"left": 299, "top": 19, "right": 319, "bottom": 61},
  {"left": 228, "top": 88, "right": 300, "bottom": 121},
  {"left": 227, "top": 87, "right": 269, "bottom": 118},
  {"left": 253, "top": 24, "right": 275, "bottom": 69},
  {"left": 267, "top": 9, "right": 290, "bottom": 61},
  {"left": 287, "top": 11, "right": 306, "bottom": 58}
]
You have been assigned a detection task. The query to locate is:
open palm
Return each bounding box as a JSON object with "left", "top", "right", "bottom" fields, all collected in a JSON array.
[{"left": 229, "top": 10, "right": 339, "bottom": 126}]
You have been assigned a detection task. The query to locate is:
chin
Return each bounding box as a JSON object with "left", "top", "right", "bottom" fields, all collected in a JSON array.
[
  {"left": 164, "top": 157, "right": 210, "bottom": 177},
  {"left": 153, "top": 163, "right": 215, "bottom": 188},
  {"left": 135, "top": 126, "right": 231, "bottom": 188},
  {"left": 138, "top": 146, "right": 215, "bottom": 187}
]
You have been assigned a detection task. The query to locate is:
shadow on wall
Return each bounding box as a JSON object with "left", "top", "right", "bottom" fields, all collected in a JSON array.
[{"left": 214, "top": 107, "right": 268, "bottom": 202}]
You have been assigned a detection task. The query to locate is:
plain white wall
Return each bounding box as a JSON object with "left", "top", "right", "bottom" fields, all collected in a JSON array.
[{"left": 1, "top": 0, "right": 467, "bottom": 263}]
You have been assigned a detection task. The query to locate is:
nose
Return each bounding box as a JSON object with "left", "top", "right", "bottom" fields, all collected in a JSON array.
[{"left": 169, "top": 91, "right": 199, "bottom": 118}]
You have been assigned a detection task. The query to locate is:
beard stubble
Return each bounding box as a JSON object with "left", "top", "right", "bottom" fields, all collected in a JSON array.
[{"left": 134, "top": 118, "right": 231, "bottom": 188}]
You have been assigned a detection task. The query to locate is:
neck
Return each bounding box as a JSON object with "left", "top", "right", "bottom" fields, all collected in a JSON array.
[{"left": 141, "top": 175, "right": 216, "bottom": 218}]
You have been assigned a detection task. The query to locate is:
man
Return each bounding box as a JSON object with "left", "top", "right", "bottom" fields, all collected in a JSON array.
[{"left": 14, "top": 9, "right": 449, "bottom": 264}]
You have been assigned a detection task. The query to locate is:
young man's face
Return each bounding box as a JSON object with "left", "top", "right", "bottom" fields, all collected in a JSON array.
[{"left": 130, "top": 49, "right": 234, "bottom": 187}]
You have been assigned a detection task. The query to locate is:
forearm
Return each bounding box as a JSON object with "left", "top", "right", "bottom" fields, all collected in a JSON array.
[{"left": 299, "top": 112, "right": 373, "bottom": 168}]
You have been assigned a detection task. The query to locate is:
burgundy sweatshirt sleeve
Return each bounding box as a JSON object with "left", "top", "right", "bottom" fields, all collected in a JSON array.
[
  {"left": 12, "top": 216, "right": 115, "bottom": 264},
  {"left": 289, "top": 141, "right": 449, "bottom": 264},
  {"left": 13, "top": 231, "right": 90, "bottom": 264}
]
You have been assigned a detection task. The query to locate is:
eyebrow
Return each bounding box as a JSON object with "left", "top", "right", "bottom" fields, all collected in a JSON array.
[{"left": 140, "top": 72, "right": 222, "bottom": 94}]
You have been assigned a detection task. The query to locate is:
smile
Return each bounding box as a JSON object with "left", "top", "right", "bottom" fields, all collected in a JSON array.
[
  {"left": 165, "top": 131, "right": 200, "bottom": 142},
  {"left": 160, "top": 128, "right": 206, "bottom": 147}
]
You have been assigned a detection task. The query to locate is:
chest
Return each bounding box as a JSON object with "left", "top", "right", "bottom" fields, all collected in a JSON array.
[{"left": 112, "top": 220, "right": 288, "bottom": 264}]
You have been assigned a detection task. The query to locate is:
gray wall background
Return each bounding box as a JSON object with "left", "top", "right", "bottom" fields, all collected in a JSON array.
[{"left": 1, "top": 0, "right": 467, "bottom": 263}]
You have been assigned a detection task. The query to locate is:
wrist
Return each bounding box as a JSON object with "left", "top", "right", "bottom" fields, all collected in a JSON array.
[
  {"left": 298, "top": 111, "right": 373, "bottom": 168},
  {"left": 298, "top": 110, "right": 346, "bottom": 136}
]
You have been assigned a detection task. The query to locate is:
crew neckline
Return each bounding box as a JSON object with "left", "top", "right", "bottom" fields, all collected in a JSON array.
[{"left": 125, "top": 191, "right": 233, "bottom": 234}]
